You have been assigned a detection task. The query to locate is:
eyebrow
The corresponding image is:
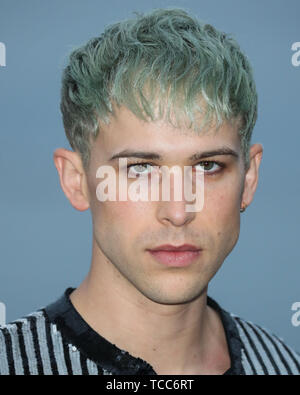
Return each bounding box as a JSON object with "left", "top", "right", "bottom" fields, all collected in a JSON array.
[{"left": 109, "top": 147, "right": 239, "bottom": 162}]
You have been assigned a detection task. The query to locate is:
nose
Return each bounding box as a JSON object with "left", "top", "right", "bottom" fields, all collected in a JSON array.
[
  {"left": 155, "top": 170, "right": 197, "bottom": 227},
  {"left": 156, "top": 199, "right": 196, "bottom": 227}
]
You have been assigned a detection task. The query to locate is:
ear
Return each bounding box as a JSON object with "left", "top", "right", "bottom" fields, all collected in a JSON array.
[
  {"left": 241, "top": 143, "right": 263, "bottom": 209},
  {"left": 53, "top": 148, "right": 90, "bottom": 211}
]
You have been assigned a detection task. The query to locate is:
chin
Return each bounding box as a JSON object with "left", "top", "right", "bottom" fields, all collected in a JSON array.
[{"left": 138, "top": 282, "right": 205, "bottom": 306}]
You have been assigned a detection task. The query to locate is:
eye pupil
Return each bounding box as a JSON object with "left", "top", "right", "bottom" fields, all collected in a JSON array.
[
  {"left": 202, "top": 161, "right": 213, "bottom": 170},
  {"left": 128, "top": 163, "right": 151, "bottom": 176}
]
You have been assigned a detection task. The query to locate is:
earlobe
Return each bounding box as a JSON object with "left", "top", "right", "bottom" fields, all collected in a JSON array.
[{"left": 53, "top": 148, "right": 90, "bottom": 212}]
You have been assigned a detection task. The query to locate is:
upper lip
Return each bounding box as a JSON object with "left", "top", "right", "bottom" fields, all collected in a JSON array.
[{"left": 148, "top": 244, "right": 201, "bottom": 252}]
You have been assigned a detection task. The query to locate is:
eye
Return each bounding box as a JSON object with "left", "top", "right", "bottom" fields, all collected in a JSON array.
[
  {"left": 126, "top": 160, "right": 226, "bottom": 178},
  {"left": 194, "top": 161, "right": 225, "bottom": 175},
  {"left": 127, "top": 163, "right": 155, "bottom": 177}
]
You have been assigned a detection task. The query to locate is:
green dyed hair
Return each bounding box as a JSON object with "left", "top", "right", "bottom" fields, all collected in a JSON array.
[{"left": 60, "top": 8, "right": 257, "bottom": 171}]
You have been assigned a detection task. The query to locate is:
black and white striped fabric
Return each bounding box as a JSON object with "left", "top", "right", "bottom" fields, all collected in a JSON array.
[
  {"left": 0, "top": 288, "right": 299, "bottom": 375},
  {"left": 232, "top": 315, "right": 300, "bottom": 375},
  {"left": 0, "top": 311, "right": 105, "bottom": 375}
]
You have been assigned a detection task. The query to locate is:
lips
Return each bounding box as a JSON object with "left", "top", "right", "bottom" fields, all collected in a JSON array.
[
  {"left": 149, "top": 244, "right": 201, "bottom": 252},
  {"left": 147, "top": 244, "right": 202, "bottom": 267}
]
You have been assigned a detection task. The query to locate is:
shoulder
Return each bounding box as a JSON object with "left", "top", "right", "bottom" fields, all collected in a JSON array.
[
  {"left": 0, "top": 305, "right": 103, "bottom": 375},
  {"left": 229, "top": 312, "right": 300, "bottom": 375},
  {"left": 0, "top": 309, "right": 51, "bottom": 375}
]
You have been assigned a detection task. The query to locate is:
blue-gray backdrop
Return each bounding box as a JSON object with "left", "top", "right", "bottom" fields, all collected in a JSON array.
[{"left": 0, "top": 0, "right": 299, "bottom": 350}]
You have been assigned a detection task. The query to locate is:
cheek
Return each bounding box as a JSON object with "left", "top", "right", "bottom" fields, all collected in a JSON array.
[
  {"left": 203, "top": 171, "right": 242, "bottom": 213},
  {"left": 93, "top": 201, "right": 152, "bottom": 263},
  {"left": 91, "top": 198, "right": 150, "bottom": 234},
  {"left": 89, "top": 166, "right": 152, "bottom": 222},
  {"left": 204, "top": 181, "right": 241, "bottom": 235},
  {"left": 213, "top": 191, "right": 239, "bottom": 216}
]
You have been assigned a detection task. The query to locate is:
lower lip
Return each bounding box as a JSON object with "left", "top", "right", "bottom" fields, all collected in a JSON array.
[{"left": 148, "top": 250, "right": 202, "bottom": 267}]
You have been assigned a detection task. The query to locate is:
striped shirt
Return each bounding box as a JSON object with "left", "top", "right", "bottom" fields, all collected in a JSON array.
[{"left": 0, "top": 287, "right": 299, "bottom": 375}]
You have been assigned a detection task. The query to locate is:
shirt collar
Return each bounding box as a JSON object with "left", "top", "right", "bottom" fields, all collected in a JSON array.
[{"left": 44, "top": 287, "right": 244, "bottom": 375}]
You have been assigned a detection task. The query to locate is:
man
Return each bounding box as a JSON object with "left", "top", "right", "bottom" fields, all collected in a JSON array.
[{"left": 0, "top": 8, "right": 299, "bottom": 375}]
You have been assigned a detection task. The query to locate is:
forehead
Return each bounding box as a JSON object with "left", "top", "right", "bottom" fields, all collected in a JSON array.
[{"left": 91, "top": 106, "right": 241, "bottom": 162}]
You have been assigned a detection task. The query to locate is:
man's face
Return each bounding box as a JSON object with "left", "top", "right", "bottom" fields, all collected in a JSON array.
[{"left": 85, "top": 106, "right": 246, "bottom": 305}]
